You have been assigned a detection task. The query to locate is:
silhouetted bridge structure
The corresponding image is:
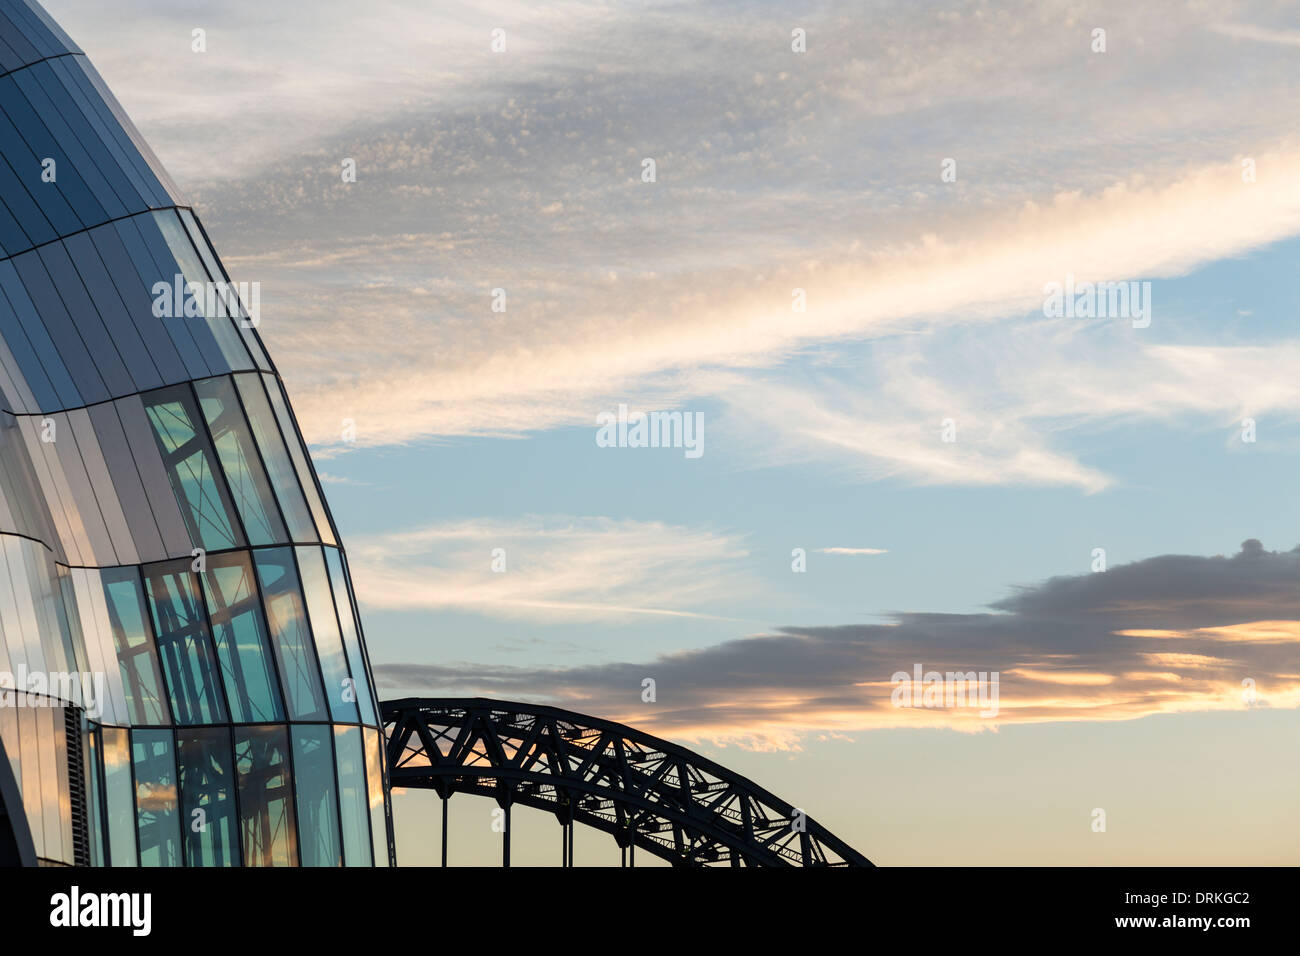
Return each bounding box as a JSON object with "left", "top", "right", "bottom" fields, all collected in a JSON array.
[{"left": 382, "top": 697, "right": 873, "bottom": 867}]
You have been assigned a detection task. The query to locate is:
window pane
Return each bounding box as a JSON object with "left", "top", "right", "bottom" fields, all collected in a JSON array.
[
  {"left": 333, "top": 725, "right": 371, "bottom": 866},
  {"left": 296, "top": 546, "right": 358, "bottom": 723},
  {"left": 194, "top": 376, "right": 286, "bottom": 546},
  {"left": 262, "top": 373, "right": 336, "bottom": 545},
  {"left": 177, "top": 208, "right": 272, "bottom": 371},
  {"left": 364, "top": 727, "right": 388, "bottom": 867},
  {"left": 200, "top": 552, "right": 284, "bottom": 723},
  {"left": 233, "top": 372, "right": 315, "bottom": 542},
  {"left": 253, "top": 548, "right": 327, "bottom": 721},
  {"left": 234, "top": 725, "right": 296, "bottom": 867},
  {"left": 292, "top": 726, "right": 341, "bottom": 867},
  {"left": 83, "top": 724, "right": 104, "bottom": 866},
  {"left": 325, "top": 548, "right": 377, "bottom": 725},
  {"left": 132, "top": 728, "right": 181, "bottom": 866},
  {"left": 101, "top": 725, "right": 136, "bottom": 866},
  {"left": 151, "top": 209, "right": 252, "bottom": 371},
  {"left": 142, "top": 384, "right": 244, "bottom": 551},
  {"left": 142, "top": 562, "right": 227, "bottom": 725},
  {"left": 177, "top": 727, "right": 238, "bottom": 867},
  {"left": 101, "top": 567, "right": 169, "bottom": 725}
]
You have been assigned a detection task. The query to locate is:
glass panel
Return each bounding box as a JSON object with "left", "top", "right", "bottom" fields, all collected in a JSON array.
[
  {"left": 296, "top": 546, "right": 358, "bottom": 723},
  {"left": 333, "top": 725, "right": 370, "bottom": 867},
  {"left": 53, "top": 564, "right": 88, "bottom": 681},
  {"left": 364, "top": 727, "right": 388, "bottom": 867},
  {"left": 101, "top": 725, "right": 136, "bottom": 866},
  {"left": 83, "top": 724, "right": 104, "bottom": 866},
  {"left": 262, "top": 373, "right": 336, "bottom": 545},
  {"left": 142, "top": 562, "right": 226, "bottom": 725},
  {"left": 152, "top": 209, "right": 251, "bottom": 371},
  {"left": 200, "top": 552, "right": 284, "bottom": 723},
  {"left": 112, "top": 216, "right": 212, "bottom": 379},
  {"left": 233, "top": 373, "right": 315, "bottom": 541},
  {"left": 177, "top": 727, "right": 238, "bottom": 867},
  {"left": 177, "top": 208, "right": 273, "bottom": 372},
  {"left": 17, "top": 704, "right": 42, "bottom": 859},
  {"left": 38, "top": 706, "right": 64, "bottom": 861},
  {"left": 292, "top": 726, "right": 341, "bottom": 867},
  {"left": 15, "top": 62, "right": 132, "bottom": 218},
  {"left": 131, "top": 728, "right": 181, "bottom": 866},
  {"left": 253, "top": 549, "right": 326, "bottom": 721},
  {"left": 194, "top": 376, "right": 286, "bottom": 546},
  {"left": 100, "top": 567, "right": 169, "bottom": 725},
  {"left": 142, "top": 384, "right": 244, "bottom": 551},
  {"left": 234, "top": 725, "right": 296, "bottom": 867},
  {"left": 326, "top": 548, "right": 377, "bottom": 725}
]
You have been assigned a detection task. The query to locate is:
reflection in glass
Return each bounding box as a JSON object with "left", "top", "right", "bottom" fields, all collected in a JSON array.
[
  {"left": 201, "top": 552, "right": 284, "bottom": 723},
  {"left": 333, "top": 725, "right": 371, "bottom": 866},
  {"left": 101, "top": 726, "right": 136, "bottom": 866},
  {"left": 253, "top": 548, "right": 327, "bottom": 721},
  {"left": 142, "top": 562, "right": 227, "bottom": 725},
  {"left": 194, "top": 376, "right": 286, "bottom": 546},
  {"left": 235, "top": 725, "right": 296, "bottom": 866},
  {"left": 296, "top": 546, "right": 358, "bottom": 723},
  {"left": 101, "top": 567, "right": 169, "bottom": 725},
  {"left": 364, "top": 726, "right": 388, "bottom": 866},
  {"left": 325, "top": 548, "right": 377, "bottom": 725},
  {"left": 233, "top": 373, "right": 316, "bottom": 542},
  {"left": 292, "top": 726, "right": 341, "bottom": 867},
  {"left": 132, "top": 729, "right": 181, "bottom": 866},
  {"left": 143, "top": 384, "right": 243, "bottom": 551},
  {"left": 262, "top": 373, "right": 336, "bottom": 545},
  {"left": 83, "top": 724, "right": 105, "bottom": 866},
  {"left": 177, "top": 727, "right": 238, "bottom": 866},
  {"left": 151, "top": 210, "right": 250, "bottom": 370}
]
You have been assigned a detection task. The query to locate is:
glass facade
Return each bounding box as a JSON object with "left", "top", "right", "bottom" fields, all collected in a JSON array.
[{"left": 0, "top": 0, "right": 392, "bottom": 865}]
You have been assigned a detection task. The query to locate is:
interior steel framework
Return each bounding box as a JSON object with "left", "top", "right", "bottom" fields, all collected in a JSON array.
[{"left": 383, "top": 697, "right": 873, "bottom": 867}]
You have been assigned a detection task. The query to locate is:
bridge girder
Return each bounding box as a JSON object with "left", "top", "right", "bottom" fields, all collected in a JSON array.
[{"left": 382, "top": 697, "right": 872, "bottom": 867}]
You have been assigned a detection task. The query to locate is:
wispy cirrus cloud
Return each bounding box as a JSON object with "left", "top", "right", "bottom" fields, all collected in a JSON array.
[
  {"left": 706, "top": 321, "right": 1300, "bottom": 492},
  {"left": 53, "top": 0, "right": 1300, "bottom": 490},
  {"left": 346, "top": 516, "right": 755, "bottom": 622},
  {"left": 373, "top": 540, "right": 1300, "bottom": 749},
  {"left": 255, "top": 148, "right": 1300, "bottom": 487},
  {"left": 1210, "top": 22, "right": 1300, "bottom": 48}
]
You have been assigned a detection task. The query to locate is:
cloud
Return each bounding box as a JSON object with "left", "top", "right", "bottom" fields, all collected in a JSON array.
[
  {"left": 706, "top": 323, "right": 1300, "bottom": 491},
  {"left": 346, "top": 516, "right": 755, "bottom": 621},
  {"left": 1211, "top": 22, "right": 1300, "bottom": 47},
  {"left": 316, "top": 472, "right": 372, "bottom": 486},
  {"left": 243, "top": 146, "right": 1300, "bottom": 486},
  {"left": 373, "top": 540, "right": 1300, "bottom": 749},
  {"left": 51, "top": 1, "right": 1300, "bottom": 485}
]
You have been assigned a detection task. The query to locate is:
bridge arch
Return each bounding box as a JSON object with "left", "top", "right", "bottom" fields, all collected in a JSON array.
[{"left": 382, "top": 697, "right": 872, "bottom": 867}]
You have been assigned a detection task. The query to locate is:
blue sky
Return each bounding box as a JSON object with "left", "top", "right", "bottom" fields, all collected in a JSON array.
[{"left": 46, "top": 0, "right": 1300, "bottom": 862}]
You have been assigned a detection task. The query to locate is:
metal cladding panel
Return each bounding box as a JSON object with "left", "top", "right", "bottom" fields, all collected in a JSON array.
[{"left": 0, "top": 0, "right": 80, "bottom": 72}]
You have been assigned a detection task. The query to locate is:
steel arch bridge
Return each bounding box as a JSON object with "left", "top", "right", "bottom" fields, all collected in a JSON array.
[{"left": 382, "top": 697, "right": 872, "bottom": 867}]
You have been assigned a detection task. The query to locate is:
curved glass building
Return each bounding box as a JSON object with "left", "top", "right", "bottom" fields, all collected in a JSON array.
[{"left": 0, "top": 0, "right": 391, "bottom": 865}]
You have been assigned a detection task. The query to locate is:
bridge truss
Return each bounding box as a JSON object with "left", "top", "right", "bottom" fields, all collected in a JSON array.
[{"left": 382, "top": 697, "right": 872, "bottom": 867}]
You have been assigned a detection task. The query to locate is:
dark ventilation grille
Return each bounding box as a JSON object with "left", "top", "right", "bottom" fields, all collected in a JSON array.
[{"left": 64, "top": 706, "right": 90, "bottom": 867}]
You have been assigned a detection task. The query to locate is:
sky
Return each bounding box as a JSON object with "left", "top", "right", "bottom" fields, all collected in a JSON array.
[{"left": 45, "top": 0, "right": 1300, "bottom": 864}]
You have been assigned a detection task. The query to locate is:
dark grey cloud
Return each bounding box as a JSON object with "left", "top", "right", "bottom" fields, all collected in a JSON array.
[{"left": 374, "top": 540, "right": 1300, "bottom": 745}]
